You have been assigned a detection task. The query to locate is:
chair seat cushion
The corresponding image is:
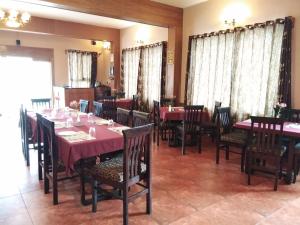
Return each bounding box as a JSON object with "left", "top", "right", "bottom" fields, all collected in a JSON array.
[
  {"left": 249, "top": 145, "right": 287, "bottom": 157},
  {"left": 89, "top": 156, "right": 146, "bottom": 183},
  {"left": 220, "top": 131, "right": 248, "bottom": 145}
]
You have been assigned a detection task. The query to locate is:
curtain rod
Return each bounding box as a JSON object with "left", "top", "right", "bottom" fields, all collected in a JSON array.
[
  {"left": 65, "top": 49, "right": 101, "bottom": 56},
  {"left": 122, "top": 41, "right": 167, "bottom": 52},
  {"left": 189, "top": 17, "right": 293, "bottom": 39}
]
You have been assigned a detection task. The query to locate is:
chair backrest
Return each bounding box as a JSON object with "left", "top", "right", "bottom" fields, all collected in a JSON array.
[
  {"left": 98, "top": 97, "right": 117, "bottom": 120},
  {"left": 216, "top": 107, "right": 232, "bottom": 134},
  {"left": 132, "top": 94, "right": 139, "bottom": 111},
  {"left": 250, "top": 116, "right": 284, "bottom": 154},
  {"left": 132, "top": 110, "right": 151, "bottom": 127},
  {"left": 153, "top": 100, "right": 160, "bottom": 126},
  {"left": 160, "top": 97, "right": 175, "bottom": 107},
  {"left": 122, "top": 124, "right": 153, "bottom": 185},
  {"left": 93, "top": 101, "right": 103, "bottom": 117},
  {"left": 31, "top": 98, "right": 51, "bottom": 110},
  {"left": 183, "top": 105, "right": 204, "bottom": 132},
  {"left": 36, "top": 113, "right": 58, "bottom": 166},
  {"left": 116, "top": 108, "right": 131, "bottom": 126},
  {"left": 79, "top": 99, "right": 89, "bottom": 113},
  {"left": 211, "top": 101, "right": 222, "bottom": 123},
  {"left": 280, "top": 108, "right": 300, "bottom": 123}
]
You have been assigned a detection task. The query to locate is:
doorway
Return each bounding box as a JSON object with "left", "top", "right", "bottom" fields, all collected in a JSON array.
[{"left": 0, "top": 55, "right": 52, "bottom": 120}]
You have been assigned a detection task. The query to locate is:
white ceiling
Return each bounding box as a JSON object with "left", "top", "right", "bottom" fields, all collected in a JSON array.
[
  {"left": 151, "top": 0, "right": 208, "bottom": 8},
  {"left": 0, "top": 0, "right": 138, "bottom": 29}
]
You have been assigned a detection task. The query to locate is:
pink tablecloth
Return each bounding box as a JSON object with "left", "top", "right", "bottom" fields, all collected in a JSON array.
[
  {"left": 160, "top": 107, "right": 210, "bottom": 122},
  {"left": 27, "top": 111, "right": 124, "bottom": 173},
  {"left": 235, "top": 119, "right": 300, "bottom": 138},
  {"left": 116, "top": 99, "right": 132, "bottom": 110}
]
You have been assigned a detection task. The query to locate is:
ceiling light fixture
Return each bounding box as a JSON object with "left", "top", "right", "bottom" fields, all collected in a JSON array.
[{"left": 0, "top": 8, "right": 31, "bottom": 28}]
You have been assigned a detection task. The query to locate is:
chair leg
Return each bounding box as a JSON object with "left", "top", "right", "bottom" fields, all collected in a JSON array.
[
  {"left": 52, "top": 165, "right": 58, "bottom": 205},
  {"left": 146, "top": 178, "right": 152, "bottom": 214},
  {"left": 92, "top": 180, "right": 98, "bottom": 212},
  {"left": 225, "top": 146, "right": 229, "bottom": 160},
  {"left": 157, "top": 127, "right": 160, "bottom": 146},
  {"left": 274, "top": 171, "right": 279, "bottom": 191},
  {"left": 241, "top": 147, "right": 246, "bottom": 172},
  {"left": 44, "top": 158, "right": 49, "bottom": 194},
  {"left": 181, "top": 134, "right": 186, "bottom": 155},
  {"left": 247, "top": 154, "right": 251, "bottom": 185},
  {"left": 198, "top": 134, "right": 202, "bottom": 154},
  {"left": 123, "top": 185, "right": 129, "bottom": 225},
  {"left": 38, "top": 152, "right": 43, "bottom": 180},
  {"left": 80, "top": 172, "right": 86, "bottom": 204},
  {"left": 216, "top": 144, "right": 220, "bottom": 164},
  {"left": 293, "top": 155, "right": 299, "bottom": 183}
]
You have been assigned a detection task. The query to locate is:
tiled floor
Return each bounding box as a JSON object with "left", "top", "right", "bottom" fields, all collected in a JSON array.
[{"left": 1, "top": 115, "right": 300, "bottom": 225}]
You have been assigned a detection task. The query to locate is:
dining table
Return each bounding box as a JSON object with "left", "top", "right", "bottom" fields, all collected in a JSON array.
[
  {"left": 235, "top": 119, "right": 300, "bottom": 184},
  {"left": 27, "top": 108, "right": 126, "bottom": 174}
]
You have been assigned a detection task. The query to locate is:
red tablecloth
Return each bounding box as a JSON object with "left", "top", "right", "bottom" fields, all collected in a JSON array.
[
  {"left": 116, "top": 99, "right": 132, "bottom": 110},
  {"left": 235, "top": 119, "right": 300, "bottom": 138},
  {"left": 160, "top": 107, "right": 210, "bottom": 122},
  {"left": 27, "top": 111, "right": 124, "bottom": 174}
]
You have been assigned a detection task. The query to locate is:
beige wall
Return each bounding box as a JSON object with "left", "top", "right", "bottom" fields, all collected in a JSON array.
[
  {"left": 120, "top": 24, "right": 168, "bottom": 49},
  {"left": 0, "top": 30, "right": 112, "bottom": 86},
  {"left": 182, "top": 0, "right": 300, "bottom": 107}
]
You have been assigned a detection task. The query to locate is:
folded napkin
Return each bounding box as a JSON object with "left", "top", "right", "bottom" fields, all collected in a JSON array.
[
  {"left": 58, "top": 131, "right": 95, "bottom": 143},
  {"left": 95, "top": 119, "right": 110, "bottom": 125},
  {"left": 54, "top": 121, "right": 66, "bottom": 129},
  {"left": 286, "top": 124, "right": 300, "bottom": 129},
  {"left": 108, "top": 126, "right": 130, "bottom": 135}
]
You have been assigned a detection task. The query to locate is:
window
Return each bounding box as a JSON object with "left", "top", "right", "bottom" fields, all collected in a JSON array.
[
  {"left": 121, "top": 42, "right": 166, "bottom": 110},
  {"left": 67, "top": 50, "right": 97, "bottom": 88},
  {"left": 186, "top": 21, "right": 284, "bottom": 120}
]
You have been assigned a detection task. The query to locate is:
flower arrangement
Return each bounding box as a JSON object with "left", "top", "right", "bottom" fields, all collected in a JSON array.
[
  {"left": 274, "top": 102, "right": 287, "bottom": 118},
  {"left": 70, "top": 100, "right": 79, "bottom": 110}
]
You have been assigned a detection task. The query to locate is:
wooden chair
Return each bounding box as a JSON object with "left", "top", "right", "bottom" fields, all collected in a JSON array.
[
  {"left": 201, "top": 101, "right": 221, "bottom": 142},
  {"left": 117, "top": 108, "right": 131, "bottom": 126},
  {"left": 79, "top": 99, "right": 89, "bottom": 113},
  {"left": 115, "top": 91, "right": 125, "bottom": 99},
  {"left": 37, "top": 113, "right": 78, "bottom": 204},
  {"left": 93, "top": 101, "right": 103, "bottom": 117},
  {"left": 132, "top": 110, "right": 151, "bottom": 127},
  {"left": 20, "top": 106, "right": 33, "bottom": 166},
  {"left": 280, "top": 109, "right": 300, "bottom": 183},
  {"left": 31, "top": 98, "right": 51, "bottom": 110},
  {"left": 89, "top": 124, "right": 153, "bottom": 225},
  {"left": 247, "top": 116, "right": 285, "bottom": 191},
  {"left": 153, "top": 100, "right": 161, "bottom": 146},
  {"left": 215, "top": 107, "right": 248, "bottom": 172},
  {"left": 98, "top": 96, "right": 117, "bottom": 120},
  {"left": 132, "top": 94, "right": 139, "bottom": 111},
  {"left": 175, "top": 105, "right": 204, "bottom": 155}
]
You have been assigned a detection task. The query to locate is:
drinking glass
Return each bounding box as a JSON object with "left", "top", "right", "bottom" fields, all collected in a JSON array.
[
  {"left": 66, "top": 118, "right": 73, "bottom": 128},
  {"left": 89, "top": 127, "right": 96, "bottom": 137},
  {"left": 87, "top": 112, "right": 94, "bottom": 124}
]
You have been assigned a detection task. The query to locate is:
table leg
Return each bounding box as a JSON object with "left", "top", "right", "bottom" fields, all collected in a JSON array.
[{"left": 284, "top": 138, "right": 295, "bottom": 184}]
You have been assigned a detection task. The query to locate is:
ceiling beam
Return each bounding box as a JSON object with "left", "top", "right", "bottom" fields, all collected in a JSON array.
[{"left": 19, "top": 0, "right": 183, "bottom": 27}]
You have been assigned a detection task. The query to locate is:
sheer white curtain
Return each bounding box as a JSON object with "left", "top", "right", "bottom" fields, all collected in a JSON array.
[
  {"left": 123, "top": 49, "right": 141, "bottom": 98},
  {"left": 141, "top": 44, "right": 163, "bottom": 109},
  {"left": 187, "top": 22, "right": 284, "bottom": 120},
  {"left": 187, "top": 33, "right": 234, "bottom": 111},
  {"left": 67, "top": 51, "right": 92, "bottom": 88},
  {"left": 231, "top": 24, "right": 284, "bottom": 120}
]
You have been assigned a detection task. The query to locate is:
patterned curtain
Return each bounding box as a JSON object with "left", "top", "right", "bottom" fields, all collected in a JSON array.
[
  {"left": 185, "top": 18, "right": 289, "bottom": 121},
  {"left": 278, "top": 16, "right": 294, "bottom": 108},
  {"left": 161, "top": 42, "right": 167, "bottom": 99},
  {"left": 90, "top": 52, "right": 98, "bottom": 87}
]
